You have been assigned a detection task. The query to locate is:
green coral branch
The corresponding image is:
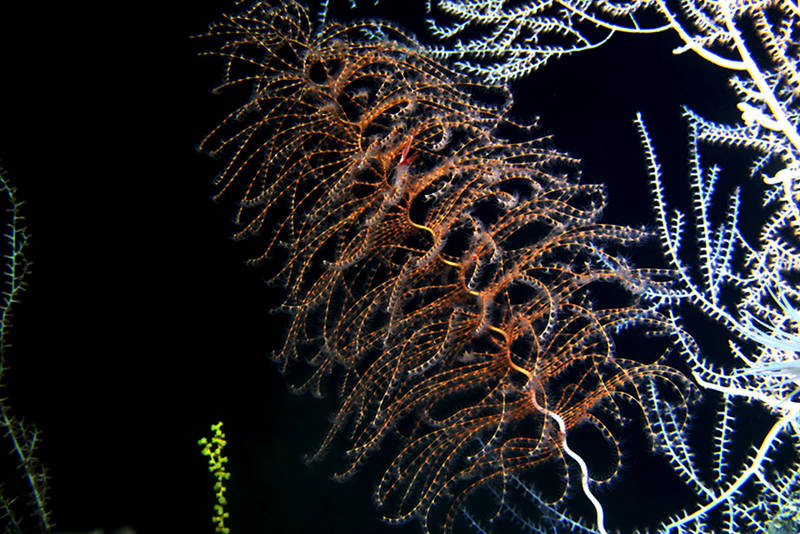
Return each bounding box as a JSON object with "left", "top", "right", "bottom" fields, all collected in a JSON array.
[
  {"left": 0, "top": 166, "right": 50, "bottom": 533},
  {"left": 198, "top": 421, "right": 231, "bottom": 534},
  {"left": 0, "top": 167, "right": 30, "bottom": 364}
]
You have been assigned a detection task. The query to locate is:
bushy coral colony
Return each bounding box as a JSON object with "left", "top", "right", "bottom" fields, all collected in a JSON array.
[{"left": 200, "top": 1, "right": 800, "bottom": 533}]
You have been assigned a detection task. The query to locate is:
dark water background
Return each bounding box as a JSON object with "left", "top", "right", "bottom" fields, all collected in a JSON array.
[{"left": 0, "top": 1, "right": 747, "bottom": 533}]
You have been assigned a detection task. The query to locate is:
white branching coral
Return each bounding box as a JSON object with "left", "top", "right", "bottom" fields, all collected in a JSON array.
[{"left": 316, "top": 1, "right": 800, "bottom": 531}]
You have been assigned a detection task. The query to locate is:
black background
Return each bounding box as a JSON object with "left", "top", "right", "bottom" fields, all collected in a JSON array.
[{"left": 0, "top": 1, "right": 741, "bottom": 533}]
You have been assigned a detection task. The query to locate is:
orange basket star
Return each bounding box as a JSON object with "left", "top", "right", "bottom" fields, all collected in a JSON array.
[{"left": 197, "top": 2, "right": 694, "bottom": 532}]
